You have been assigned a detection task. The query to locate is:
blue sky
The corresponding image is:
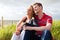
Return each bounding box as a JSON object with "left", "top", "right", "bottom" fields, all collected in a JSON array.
[{"left": 0, "top": 0, "right": 60, "bottom": 20}]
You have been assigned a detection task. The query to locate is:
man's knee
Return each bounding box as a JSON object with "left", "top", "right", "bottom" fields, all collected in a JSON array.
[
  {"left": 42, "top": 30, "right": 51, "bottom": 36},
  {"left": 43, "top": 30, "right": 50, "bottom": 34},
  {"left": 41, "top": 30, "right": 52, "bottom": 40}
]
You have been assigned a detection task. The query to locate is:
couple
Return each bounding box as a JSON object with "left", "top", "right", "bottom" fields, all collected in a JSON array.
[{"left": 11, "top": 3, "right": 53, "bottom": 40}]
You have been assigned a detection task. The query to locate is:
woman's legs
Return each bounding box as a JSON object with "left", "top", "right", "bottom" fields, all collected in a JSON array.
[
  {"left": 23, "top": 30, "right": 31, "bottom": 40},
  {"left": 23, "top": 30, "right": 35, "bottom": 40},
  {"left": 11, "top": 33, "right": 20, "bottom": 40}
]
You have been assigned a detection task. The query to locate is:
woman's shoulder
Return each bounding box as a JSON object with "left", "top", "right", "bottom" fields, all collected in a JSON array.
[
  {"left": 21, "top": 16, "right": 27, "bottom": 22},
  {"left": 18, "top": 16, "right": 27, "bottom": 22}
]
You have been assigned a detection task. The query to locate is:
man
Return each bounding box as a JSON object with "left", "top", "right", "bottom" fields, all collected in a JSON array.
[{"left": 23, "top": 3, "right": 52, "bottom": 40}]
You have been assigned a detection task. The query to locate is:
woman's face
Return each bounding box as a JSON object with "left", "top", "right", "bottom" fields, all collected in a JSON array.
[{"left": 27, "top": 6, "right": 33, "bottom": 18}]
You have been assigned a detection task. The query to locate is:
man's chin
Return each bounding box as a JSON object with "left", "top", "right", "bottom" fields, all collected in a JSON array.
[
  {"left": 35, "top": 12, "right": 38, "bottom": 15},
  {"left": 35, "top": 13, "right": 38, "bottom": 15}
]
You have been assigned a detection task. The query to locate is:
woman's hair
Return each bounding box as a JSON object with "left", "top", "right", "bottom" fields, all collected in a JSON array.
[
  {"left": 23, "top": 5, "right": 35, "bottom": 22},
  {"left": 30, "top": 5, "right": 35, "bottom": 18},
  {"left": 17, "top": 5, "right": 36, "bottom": 28}
]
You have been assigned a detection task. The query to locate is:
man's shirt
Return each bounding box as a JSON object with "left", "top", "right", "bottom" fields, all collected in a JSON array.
[{"left": 35, "top": 13, "right": 52, "bottom": 35}]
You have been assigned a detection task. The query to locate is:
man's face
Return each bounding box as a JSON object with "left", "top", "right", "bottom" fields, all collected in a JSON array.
[{"left": 33, "top": 4, "right": 43, "bottom": 14}]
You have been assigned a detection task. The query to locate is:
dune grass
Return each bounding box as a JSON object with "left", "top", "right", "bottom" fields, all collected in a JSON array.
[
  {"left": 51, "top": 20, "right": 60, "bottom": 40},
  {"left": 0, "top": 20, "right": 60, "bottom": 40},
  {"left": 0, "top": 24, "right": 16, "bottom": 40}
]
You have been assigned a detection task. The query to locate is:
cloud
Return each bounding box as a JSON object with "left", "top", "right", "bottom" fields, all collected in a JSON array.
[
  {"left": 0, "top": 3, "right": 26, "bottom": 20},
  {"left": 43, "top": 2, "right": 60, "bottom": 20},
  {"left": 0, "top": 0, "right": 60, "bottom": 20}
]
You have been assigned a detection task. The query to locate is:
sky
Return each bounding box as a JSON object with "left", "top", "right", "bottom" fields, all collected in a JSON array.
[{"left": 0, "top": 0, "right": 60, "bottom": 20}]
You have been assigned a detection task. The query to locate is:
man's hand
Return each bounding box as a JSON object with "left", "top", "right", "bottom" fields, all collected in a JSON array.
[
  {"left": 23, "top": 26, "right": 33, "bottom": 30},
  {"left": 23, "top": 25, "right": 27, "bottom": 30}
]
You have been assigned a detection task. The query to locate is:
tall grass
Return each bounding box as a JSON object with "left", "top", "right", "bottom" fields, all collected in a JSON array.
[
  {"left": 51, "top": 20, "right": 60, "bottom": 40},
  {"left": 0, "top": 20, "right": 60, "bottom": 40},
  {"left": 0, "top": 24, "right": 16, "bottom": 40}
]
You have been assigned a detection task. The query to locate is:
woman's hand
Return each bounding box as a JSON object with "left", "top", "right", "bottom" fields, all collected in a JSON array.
[
  {"left": 15, "top": 27, "right": 21, "bottom": 35},
  {"left": 15, "top": 30, "right": 20, "bottom": 35},
  {"left": 16, "top": 26, "right": 21, "bottom": 31}
]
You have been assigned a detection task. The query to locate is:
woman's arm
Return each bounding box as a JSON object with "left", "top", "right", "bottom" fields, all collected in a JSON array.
[
  {"left": 16, "top": 16, "right": 27, "bottom": 30},
  {"left": 15, "top": 16, "right": 27, "bottom": 35}
]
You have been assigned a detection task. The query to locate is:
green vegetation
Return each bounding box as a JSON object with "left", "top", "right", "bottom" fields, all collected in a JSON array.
[
  {"left": 51, "top": 20, "right": 60, "bottom": 40},
  {"left": 0, "top": 24, "right": 16, "bottom": 40},
  {"left": 0, "top": 20, "right": 60, "bottom": 40}
]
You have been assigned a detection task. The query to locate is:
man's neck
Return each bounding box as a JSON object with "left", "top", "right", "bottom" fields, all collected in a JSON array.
[{"left": 37, "top": 12, "right": 43, "bottom": 19}]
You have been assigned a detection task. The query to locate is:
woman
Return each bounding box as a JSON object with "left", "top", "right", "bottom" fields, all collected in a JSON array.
[{"left": 11, "top": 5, "right": 38, "bottom": 40}]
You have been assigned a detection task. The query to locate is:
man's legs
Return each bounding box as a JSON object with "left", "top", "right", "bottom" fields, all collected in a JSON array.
[
  {"left": 23, "top": 30, "right": 52, "bottom": 40},
  {"left": 41, "top": 30, "right": 52, "bottom": 40}
]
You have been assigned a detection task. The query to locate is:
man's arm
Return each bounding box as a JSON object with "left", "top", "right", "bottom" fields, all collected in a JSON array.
[
  {"left": 25, "top": 22, "right": 52, "bottom": 31},
  {"left": 23, "top": 17, "right": 52, "bottom": 31}
]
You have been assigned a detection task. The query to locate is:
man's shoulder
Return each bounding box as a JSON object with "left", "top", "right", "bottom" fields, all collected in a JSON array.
[{"left": 44, "top": 13, "right": 52, "bottom": 19}]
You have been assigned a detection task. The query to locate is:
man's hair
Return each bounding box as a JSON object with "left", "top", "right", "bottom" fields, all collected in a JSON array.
[{"left": 33, "top": 3, "right": 43, "bottom": 8}]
